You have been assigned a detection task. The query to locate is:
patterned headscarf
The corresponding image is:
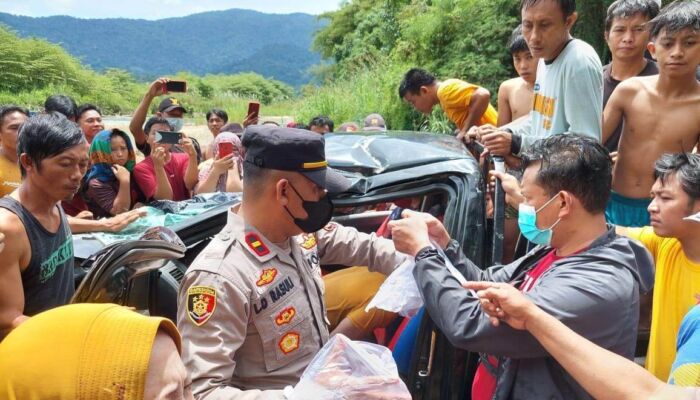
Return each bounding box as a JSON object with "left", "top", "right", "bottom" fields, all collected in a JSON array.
[{"left": 84, "top": 129, "right": 136, "bottom": 183}]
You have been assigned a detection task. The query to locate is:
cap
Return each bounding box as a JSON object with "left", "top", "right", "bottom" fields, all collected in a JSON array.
[
  {"left": 242, "top": 125, "right": 351, "bottom": 193},
  {"left": 158, "top": 97, "right": 187, "bottom": 114},
  {"left": 0, "top": 303, "right": 181, "bottom": 400},
  {"left": 363, "top": 113, "right": 386, "bottom": 132}
]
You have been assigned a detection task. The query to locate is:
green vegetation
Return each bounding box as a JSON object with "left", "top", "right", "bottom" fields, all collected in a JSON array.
[{"left": 0, "top": 25, "right": 296, "bottom": 117}]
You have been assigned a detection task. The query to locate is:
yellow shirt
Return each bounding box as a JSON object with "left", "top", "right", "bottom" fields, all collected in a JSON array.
[
  {"left": 0, "top": 154, "right": 21, "bottom": 197},
  {"left": 627, "top": 227, "right": 700, "bottom": 380},
  {"left": 437, "top": 79, "right": 498, "bottom": 128}
]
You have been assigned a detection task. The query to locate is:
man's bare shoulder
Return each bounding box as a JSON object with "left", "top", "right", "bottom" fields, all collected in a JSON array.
[
  {"left": 499, "top": 77, "right": 524, "bottom": 92},
  {"left": 617, "top": 75, "right": 657, "bottom": 93},
  {"left": 0, "top": 208, "right": 25, "bottom": 237}
]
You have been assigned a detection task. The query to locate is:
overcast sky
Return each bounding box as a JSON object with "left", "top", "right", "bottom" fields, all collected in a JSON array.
[{"left": 0, "top": 0, "right": 341, "bottom": 19}]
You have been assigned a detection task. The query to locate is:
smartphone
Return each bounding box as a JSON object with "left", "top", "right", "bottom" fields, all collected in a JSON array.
[
  {"left": 247, "top": 101, "right": 260, "bottom": 118},
  {"left": 155, "top": 131, "right": 182, "bottom": 144},
  {"left": 164, "top": 80, "right": 187, "bottom": 93},
  {"left": 218, "top": 142, "right": 234, "bottom": 158}
]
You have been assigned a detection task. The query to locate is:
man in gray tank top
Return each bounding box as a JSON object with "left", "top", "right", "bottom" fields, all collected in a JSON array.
[{"left": 0, "top": 113, "right": 88, "bottom": 339}]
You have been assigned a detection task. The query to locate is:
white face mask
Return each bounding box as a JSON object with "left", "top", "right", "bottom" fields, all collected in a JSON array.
[{"left": 165, "top": 118, "right": 184, "bottom": 132}]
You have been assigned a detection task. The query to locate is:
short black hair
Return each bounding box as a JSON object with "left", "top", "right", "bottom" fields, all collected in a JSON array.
[
  {"left": 309, "top": 115, "right": 334, "bottom": 132},
  {"left": 0, "top": 105, "right": 29, "bottom": 126},
  {"left": 17, "top": 113, "right": 86, "bottom": 178},
  {"left": 521, "top": 0, "right": 577, "bottom": 18},
  {"left": 206, "top": 108, "right": 229, "bottom": 124},
  {"left": 521, "top": 134, "right": 612, "bottom": 213},
  {"left": 143, "top": 116, "right": 171, "bottom": 136},
  {"left": 44, "top": 95, "right": 77, "bottom": 120},
  {"left": 76, "top": 103, "right": 102, "bottom": 121},
  {"left": 398, "top": 68, "right": 437, "bottom": 99},
  {"left": 242, "top": 161, "right": 272, "bottom": 196},
  {"left": 509, "top": 25, "right": 530, "bottom": 54},
  {"left": 605, "top": 0, "right": 660, "bottom": 32},
  {"left": 648, "top": 0, "right": 700, "bottom": 39},
  {"left": 654, "top": 153, "right": 700, "bottom": 203}
]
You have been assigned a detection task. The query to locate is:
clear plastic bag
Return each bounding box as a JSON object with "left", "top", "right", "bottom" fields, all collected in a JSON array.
[
  {"left": 288, "top": 334, "right": 411, "bottom": 400},
  {"left": 366, "top": 245, "right": 468, "bottom": 317},
  {"left": 365, "top": 257, "right": 423, "bottom": 317}
]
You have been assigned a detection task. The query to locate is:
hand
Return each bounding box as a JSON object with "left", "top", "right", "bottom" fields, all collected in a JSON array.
[
  {"left": 482, "top": 130, "right": 513, "bottom": 157},
  {"left": 75, "top": 210, "right": 94, "bottom": 220},
  {"left": 152, "top": 147, "right": 168, "bottom": 168},
  {"left": 179, "top": 133, "right": 197, "bottom": 158},
  {"left": 112, "top": 165, "right": 131, "bottom": 183},
  {"left": 463, "top": 281, "right": 539, "bottom": 330},
  {"left": 147, "top": 77, "right": 169, "bottom": 98},
  {"left": 610, "top": 151, "right": 618, "bottom": 165},
  {"left": 404, "top": 209, "right": 451, "bottom": 248},
  {"left": 243, "top": 113, "right": 258, "bottom": 127},
  {"left": 102, "top": 209, "right": 147, "bottom": 233},
  {"left": 388, "top": 216, "right": 431, "bottom": 257},
  {"left": 489, "top": 170, "right": 524, "bottom": 208},
  {"left": 211, "top": 154, "right": 234, "bottom": 174}
]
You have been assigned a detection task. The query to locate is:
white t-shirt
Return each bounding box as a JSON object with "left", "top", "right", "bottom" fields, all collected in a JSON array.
[{"left": 509, "top": 39, "right": 603, "bottom": 154}]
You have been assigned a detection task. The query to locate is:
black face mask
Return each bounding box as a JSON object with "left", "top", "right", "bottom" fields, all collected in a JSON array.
[{"left": 284, "top": 182, "right": 334, "bottom": 233}]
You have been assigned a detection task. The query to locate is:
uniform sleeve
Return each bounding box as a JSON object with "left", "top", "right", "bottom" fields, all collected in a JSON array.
[
  {"left": 177, "top": 270, "right": 285, "bottom": 400},
  {"left": 315, "top": 222, "right": 406, "bottom": 276},
  {"left": 623, "top": 227, "right": 661, "bottom": 257}
]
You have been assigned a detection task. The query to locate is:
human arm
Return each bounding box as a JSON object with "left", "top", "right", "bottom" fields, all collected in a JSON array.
[
  {"left": 459, "top": 87, "right": 491, "bottom": 134},
  {"left": 562, "top": 62, "right": 603, "bottom": 142},
  {"left": 111, "top": 166, "right": 132, "bottom": 215},
  {"left": 489, "top": 170, "right": 525, "bottom": 209},
  {"left": 152, "top": 148, "right": 174, "bottom": 200},
  {"left": 68, "top": 209, "right": 146, "bottom": 234},
  {"left": 180, "top": 134, "right": 200, "bottom": 192},
  {"left": 602, "top": 83, "right": 630, "bottom": 145},
  {"left": 195, "top": 156, "right": 234, "bottom": 194},
  {"left": 0, "top": 214, "right": 30, "bottom": 339},
  {"left": 129, "top": 78, "right": 168, "bottom": 148},
  {"left": 177, "top": 270, "right": 285, "bottom": 400},
  {"left": 466, "top": 281, "right": 674, "bottom": 400},
  {"left": 497, "top": 83, "right": 513, "bottom": 127},
  {"left": 226, "top": 159, "right": 243, "bottom": 193}
]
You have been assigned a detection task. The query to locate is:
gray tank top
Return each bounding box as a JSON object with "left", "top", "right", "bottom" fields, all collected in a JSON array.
[{"left": 0, "top": 197, "right": 74, "bottom": 316}]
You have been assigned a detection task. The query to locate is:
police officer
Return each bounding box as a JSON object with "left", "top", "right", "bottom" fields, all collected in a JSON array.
[{"left": 177, "top": 126, "right": 405, "bottom": 399}]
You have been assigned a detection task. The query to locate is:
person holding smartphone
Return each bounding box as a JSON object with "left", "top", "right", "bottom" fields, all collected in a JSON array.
[
  {"left": 195, "top": 132, "right": 243, "bottom": 194},
  {"left": 133, "top": 117, "right": 198, "bottom": 202},
  {"left": 83, "top": 129, "right": 139, "bottom": 218}
]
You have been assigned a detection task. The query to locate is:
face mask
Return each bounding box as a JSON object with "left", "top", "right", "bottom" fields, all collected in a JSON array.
[
  {"left": 518, "top": 194, "right": 562, "bottom": 246},
  {"left": 165, "top": 118, "right": 184, "bottom": 132},
  {"left": 284, "top": 182, "right": 333, "bottom": 233}
]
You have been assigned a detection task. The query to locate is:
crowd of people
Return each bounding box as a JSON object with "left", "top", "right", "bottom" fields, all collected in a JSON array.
[{"left": 0, "top": 0, "right": 699, "bottom": 399}]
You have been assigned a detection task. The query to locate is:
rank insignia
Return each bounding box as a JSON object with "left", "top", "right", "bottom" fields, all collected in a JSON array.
[
  {"left": 322, "top": 223, "right": 337, "bottom": 232},
  {"left": 187, "top": 286, "right": 216, "bottom": 326},
  {"left": 300, "top": 234, "right": 317, "bottom": 250},
  {"left": 275, "top": 307, "right": 297, "bottom": 326},
  {"left": 245, "top": 233, "right": 270, "bottom": 257},
  {"left": 279, "top": 332, "right": 300, "bottom": 354},
  {"left": 256, "top": 268, "right": 278, "bottom": 287}
]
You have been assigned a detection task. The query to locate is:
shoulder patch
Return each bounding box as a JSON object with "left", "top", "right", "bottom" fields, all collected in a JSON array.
[
  {"left": 279, "top": 332, "right": 300, "bottom": 354},
  {"left": 300, "top": 234, "right": 317, "bottom": 250},
  {"left": 256, "top": 268, "right": 278, "bottom": 287},
  {"left": 322, "top": 222, "right": 337, "bottom": 232},
  {"left": 275, "top": 307, "right": 297, "bottom": 326},
  {"left": 245, "top": 233, "right": 270, "bottom": 257},
  {"left": 187, "top": 286, "right": 217, "bottom": 326}
]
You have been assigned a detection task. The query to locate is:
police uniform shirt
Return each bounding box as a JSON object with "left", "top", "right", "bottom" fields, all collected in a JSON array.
[{"left": 177, "top": 206, "right": 404, "bottom": 399}]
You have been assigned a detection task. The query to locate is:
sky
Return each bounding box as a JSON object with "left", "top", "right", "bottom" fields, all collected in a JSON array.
[{"left": 0, "top": 0, "right": 342, "bottom": 19}]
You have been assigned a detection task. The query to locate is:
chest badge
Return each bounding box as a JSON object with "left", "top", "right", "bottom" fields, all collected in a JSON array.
[
  {"left": 246, "top": 233, "right": 270, "bottom": 257},
  {"left": 275, "top": 307, "right": 297, "bottom": 326},
  {"left": 256, "top": 268, "right": 278, "bottom": 287},
  {"left": 279, "top": 332, "right": 300, "bottom": 354},
  {"left": 186, "top": 286, "right": 217, "bottom": 326},
  {"left": 300, "top": 234, "right": 317, "bottom": 250}
]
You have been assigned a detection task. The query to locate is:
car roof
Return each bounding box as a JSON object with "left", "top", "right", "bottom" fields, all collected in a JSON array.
[{"left": 325, "top": 131, "right": 471, "bottom": 175}]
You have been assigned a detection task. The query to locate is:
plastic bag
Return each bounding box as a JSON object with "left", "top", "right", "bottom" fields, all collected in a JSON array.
[
  {"left": 288, "top": 334, "right": 411, "bottom": 400},
  {"left": 366, "top": 245, "right": 468, "bottom": 317},
  {"left": 365, "top": 257, "right": 423, "bottom": 317}
]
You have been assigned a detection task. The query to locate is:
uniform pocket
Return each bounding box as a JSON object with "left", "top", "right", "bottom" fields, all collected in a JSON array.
[{"left": 253, "top": 291, "right": 315, "bottom": 372}]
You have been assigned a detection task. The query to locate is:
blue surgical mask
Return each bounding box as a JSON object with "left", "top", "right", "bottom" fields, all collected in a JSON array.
[
  {"left": 518, "top": 194, "right": 562, "bottom": 246},
  {"left": 165, "top": 117, "right": 184, "bottom": 132}
]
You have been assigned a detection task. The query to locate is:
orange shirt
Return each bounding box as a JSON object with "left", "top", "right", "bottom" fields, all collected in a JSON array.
[{"left": 437, "top": 79, "right": 498, "bottom": 128}]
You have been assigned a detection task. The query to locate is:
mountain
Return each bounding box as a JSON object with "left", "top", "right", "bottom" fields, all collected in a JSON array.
[{"left": 0, "top": 9, "right": 323, "bottom": 86}]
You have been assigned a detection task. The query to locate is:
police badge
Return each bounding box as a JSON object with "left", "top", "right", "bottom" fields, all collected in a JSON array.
[{"left": 187, "top": 286, "right": 217, "bottom": 326}]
